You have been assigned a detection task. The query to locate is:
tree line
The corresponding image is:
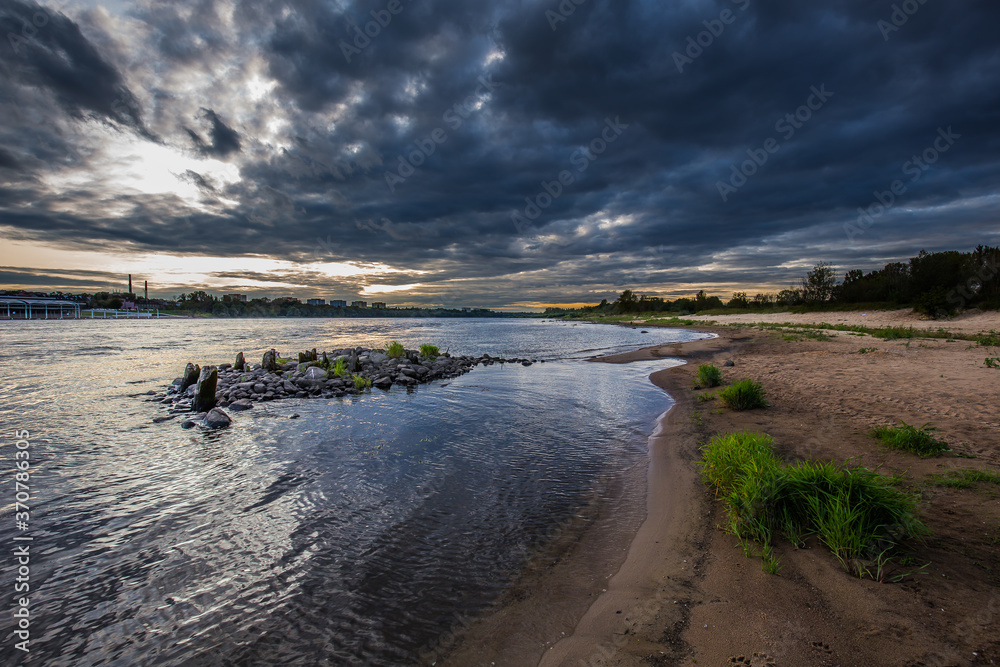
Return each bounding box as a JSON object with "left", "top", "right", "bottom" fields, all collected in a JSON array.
[{"left": 546, "top": 245, "right": 999, "bottom": 318}]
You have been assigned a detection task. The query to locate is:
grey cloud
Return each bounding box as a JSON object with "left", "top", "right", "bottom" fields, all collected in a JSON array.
[{"left": 1, "top": 0, "right": 999, "bottom": 307}]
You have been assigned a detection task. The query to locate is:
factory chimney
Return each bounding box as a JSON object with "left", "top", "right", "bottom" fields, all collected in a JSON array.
[
  {"left": 144, "top": 281, "right": 148, "bottom": 300},
  {"left": 128, "top": 274, "right": 133, "bottom": 295}
]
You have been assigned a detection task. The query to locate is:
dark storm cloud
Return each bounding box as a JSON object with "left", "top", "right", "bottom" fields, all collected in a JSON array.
[
  {"left": 0, "top": 0, "right": 149, "bottom": 135},
  {"left": 185, "top": 108, "right": 242, "bottom": 158},
  {"left": 2, "top": 0, "right": 999, "bottom": 306}
]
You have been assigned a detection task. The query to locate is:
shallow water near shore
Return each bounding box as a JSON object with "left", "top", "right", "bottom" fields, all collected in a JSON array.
[{"left": 0, "top": 318, "right": 705, "bottom": 665}]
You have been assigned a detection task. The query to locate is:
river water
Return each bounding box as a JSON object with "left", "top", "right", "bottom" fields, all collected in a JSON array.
[{"left": 0, "top": 318, "right": 707, "bottom": 665}]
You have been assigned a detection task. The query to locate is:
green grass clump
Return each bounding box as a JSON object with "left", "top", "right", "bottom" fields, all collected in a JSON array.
[
  {"left": 858, "top": 347, "right": 878, "bottom": 354},
  {"left": 419, "top": 344, "right": 440, "bottom": 358},
  {"left": 700, "top": 430, "right": 926, "bottom": 578},
  {"left": 871, "top": 421, "right": 950, "bottom": 457},
  {"left": 333, "top": 358, "right": 348, "bottom": 378},
  {"left": 386, "top": 341, "right": 406, "bottom": 359},
  {"left": 985, "top": 357, "right": 1000, "bottom": 369},
  {"left": 927, "top": 469, "right": 1000, "bottom": 489},
  {"left": 696, "top": 364, "right": 723, "bottom": 388},
  {"left": 976, "top": 330, "right": 1000, "bottom": 347},
  {"left": 872, "top": 326, "right": 916, "bottom": 340},
  {"left": 718, "top": 378, "right": 768, "bottom": 410},
  {"left": 352, "top": 374, "right": 372, "bottom": 390},
  {"left": 697, "top": 392, "right": 716, "bottom": 403}
]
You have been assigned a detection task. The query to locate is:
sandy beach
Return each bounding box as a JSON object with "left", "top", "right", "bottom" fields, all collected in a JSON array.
[
  {"left": 536, "top": 312, "right": 1000, "bottom": 666},
  {"left": 443, "top": 311, "right": 1000, "bottom": 666}
]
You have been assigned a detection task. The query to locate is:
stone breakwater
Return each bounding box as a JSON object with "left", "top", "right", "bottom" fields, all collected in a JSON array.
[{"left": 146, "top": 346, "right": 542, "bottom": 428}]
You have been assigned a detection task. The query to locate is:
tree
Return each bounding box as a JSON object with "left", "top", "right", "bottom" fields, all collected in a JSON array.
[
  {"left": 776, "top": 288, "right": 803, "bottom": 307},
  {"left": 802, "top": 263, "right": 836, "bottom": 303},
  {"left": 728, "top": 292, "right": 749, "bottom": 308},
  {"left": 614, "top": 289, "right": 639, "bottom": 313}
]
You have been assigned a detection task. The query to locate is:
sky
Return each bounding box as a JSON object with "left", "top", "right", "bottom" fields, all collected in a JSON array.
[{"left": 0, "top": 0, "right": 998, "bottom": 310}]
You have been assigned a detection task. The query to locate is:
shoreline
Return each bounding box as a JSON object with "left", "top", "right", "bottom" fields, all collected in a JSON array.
[
  {"left": 442, "top": 314, "right": 1000, "bottom": 665},
  {"left": 537, "top": 333, "right": 732, "bottom": 665},
  {"left": 545, "top": 321, "right": 999, "bottom": 665},
  {"left": 434, "top": 333, "right": 730, "bottom": 666}
]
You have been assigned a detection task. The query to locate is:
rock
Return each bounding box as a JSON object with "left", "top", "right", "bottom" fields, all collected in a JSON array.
[
  {"left": 204, "top": 408, "right": 232, "bottom": 429},
  {"left": 152, "top": 415, "right": 176, "bottom": 423},
  {"left": 253, "top": 383, "right": 266, "bottom": 394},
  {"left": 192, "top": 366, "right": 219, "bottom": 412},
  {"left": 370, "top": 352, "right": 389, "bottom": 364},
  {"left": 229, "top": 398, "right": 253, "bottom": 411},
  {"left": 262, "top": 349, "right": 279, "bottom": 372},
  {"left": 180, "top": 419, "right": 198, "bottom": 429},
  {"left": 289, "top": 413, "right": 300, "bottom": 419},
  {"left": 723, "top": 359, "right": 735, "bottom": 367},
  {"left": 373, "top": 376, "right": 393, "bottom": 389},
  {"left": 234, "top": 351, "right": 246, "bottom": 371},
  {"left": 521, "top": 361, "right": 533, "bottom": 366},
  {"left": 180, "top": 363, "right": 201, "bottom": 391},
  {"left": 304, "top": 366, "right": 328, "bottom": 380},
  {"left": 640, "top": 330, "right": 649, "bottom": 333}
]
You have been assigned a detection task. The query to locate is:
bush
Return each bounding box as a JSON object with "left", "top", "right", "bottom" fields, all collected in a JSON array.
[
  {"left": 696, "top": 364, "right": 723, "bottom": 388},
  {"left": 420, "top": 344, "right": 440, "bottom": 358},
  {"left": 386, "top": 341, "right": 405, "bottom": 359},
  {"left": 871, "top": 421, "right": 950, "bottom": 456},
  {"left": 718, "top": 378, "right": 768, "bottom": 410},
  {"left": 700, "top": 430, "right": 926, "bottom": 578}
]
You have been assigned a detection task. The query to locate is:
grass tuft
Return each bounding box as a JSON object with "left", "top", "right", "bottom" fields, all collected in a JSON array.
[
  {"left": 419, "top": 343, "right": 440, "bottom": 358},
  {"left": 871, "top": 420, "right": 950, "bottom": 457},
  {"left": 926, "top": 469, "right": 1000, "bottom": 489},
  {"left": 700, "top": 430, "right": 926, "bottom": 578},
  {"left": 695, "top": 364, "right": 723, "bottom": 388},
  {"left": 718, "top": 378, "right": 768, "bottom": 410},
  {"left": 976, "top": 330, "right": 1000, "bottom": 347},
  {"left": 386, "top": 341, "right": 405, "bottom": 359}
]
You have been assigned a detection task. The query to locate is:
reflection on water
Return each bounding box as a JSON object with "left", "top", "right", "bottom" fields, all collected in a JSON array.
[{"left": 0, "top": 318, "right": 707, "bottom": 665}]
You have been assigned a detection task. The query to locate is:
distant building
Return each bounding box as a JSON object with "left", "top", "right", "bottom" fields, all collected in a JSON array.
[
  {"left": 306, "top": 298, "right": 326, "bottom": 306},
  {"left": 351, "top": 300, "right": 367, "bottom": 308},
  {"left": 226, "top": 293, "right": 247, "bottom": 303},
  {"left": 371, "top": 302, "right": 386, "bottom": 309},
  {"left": 330, "top": 300, "right": 348, "bottom": 307}
]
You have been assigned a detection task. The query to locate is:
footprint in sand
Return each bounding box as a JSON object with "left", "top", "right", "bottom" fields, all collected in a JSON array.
[
  {"left": 810, "top": 640, "right": 833, "bottom": 654},
  {"left": 728, "top": 652, "right": 777, "bottom": 666}
]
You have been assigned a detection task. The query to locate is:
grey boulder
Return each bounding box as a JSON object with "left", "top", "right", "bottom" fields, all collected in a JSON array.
[{"left": 204, "top": 408, "right": 232, "bottom": 429}]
